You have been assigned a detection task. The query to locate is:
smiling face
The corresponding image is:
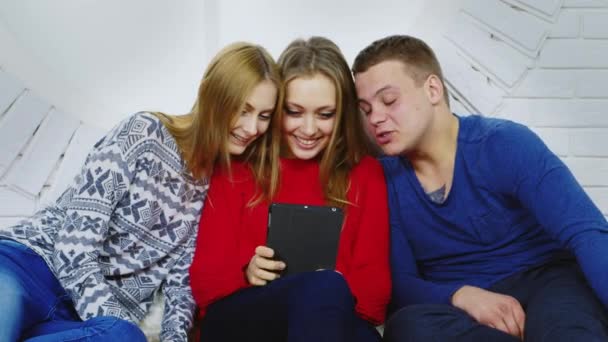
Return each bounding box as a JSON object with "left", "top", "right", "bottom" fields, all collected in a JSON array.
[
  {"left": 228, "top": 79, "right": 278, "bottom": 155},
  {"left": 282, "top": 73, "right": 337, "bottom": 160},
  {"left": 355, "top": 60, "right": 436, "bottom": 156}
]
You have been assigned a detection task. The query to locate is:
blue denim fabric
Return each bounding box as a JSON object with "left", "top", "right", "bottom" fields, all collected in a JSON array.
[
  {"left": 0, "top": 239, "right": 146, "bottom": 342},
  {"left": 200, "top": 270, "right": 380, "bottom": 342},
  {"left": 384, "top": 259, "right": 608, "bottom": 342}
]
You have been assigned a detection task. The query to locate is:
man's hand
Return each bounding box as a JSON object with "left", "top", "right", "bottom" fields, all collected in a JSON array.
[
  {"left": 245, "top": 246, "right": 286, "bottom": 286},
  {"left": 451, "top": 285, "right": 525, "bottom": 340}
]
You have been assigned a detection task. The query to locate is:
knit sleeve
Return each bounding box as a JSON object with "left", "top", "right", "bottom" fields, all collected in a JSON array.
[
  {"left": 160, "top": 235, "right": 197, "bottom": 342},
  {"left": 52, "top": 114, "right": 143, "bottom": 321}
]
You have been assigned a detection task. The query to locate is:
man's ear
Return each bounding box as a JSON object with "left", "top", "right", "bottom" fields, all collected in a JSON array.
[{"left": 425, "top": 74, "right": 444, "bottom": 105}]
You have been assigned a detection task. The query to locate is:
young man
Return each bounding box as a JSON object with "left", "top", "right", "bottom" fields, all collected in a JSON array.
[{"left": 353, "top": 35, "right": 608, "bottom": 341}]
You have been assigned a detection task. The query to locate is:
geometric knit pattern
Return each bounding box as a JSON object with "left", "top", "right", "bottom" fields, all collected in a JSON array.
[{"left": 0, "top": 112, "right": 208, "bottom": 342}]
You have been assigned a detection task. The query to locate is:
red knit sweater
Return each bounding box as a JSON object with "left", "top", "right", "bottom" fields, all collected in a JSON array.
[{"left": 190, "top": 156, "right": 391, "bottom": 324}]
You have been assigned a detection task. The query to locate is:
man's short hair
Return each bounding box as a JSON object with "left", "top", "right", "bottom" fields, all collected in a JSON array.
[{"left": 352, "top": 35, "right": 450, "bottom": 105}]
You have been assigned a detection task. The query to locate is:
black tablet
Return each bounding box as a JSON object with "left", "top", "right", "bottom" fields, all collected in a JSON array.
[{"left": 266, "top": 202, "right": 344, "bottom": 276}]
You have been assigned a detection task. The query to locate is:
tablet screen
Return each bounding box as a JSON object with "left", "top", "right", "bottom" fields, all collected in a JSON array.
[{"left": 267, "top": 203, "right": 344, "bottom": 276}]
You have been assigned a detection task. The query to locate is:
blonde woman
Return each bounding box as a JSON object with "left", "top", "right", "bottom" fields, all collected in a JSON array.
[
  {"left": 190, "top": 37, "right": 390, "bottom": 342},
  {"left": 0, "top": 42, "right": 280, "bottom": 342}
]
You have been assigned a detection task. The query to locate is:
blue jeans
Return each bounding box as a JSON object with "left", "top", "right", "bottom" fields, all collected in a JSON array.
[
  {"left": 384, "top": 258, "right": 608, "bottom": 342},
  {"left": 200, "top": 270, "right": 381, "bottom": 342},
  {"left": 0, "top": 239, "right": 146, "bottom": 342}
]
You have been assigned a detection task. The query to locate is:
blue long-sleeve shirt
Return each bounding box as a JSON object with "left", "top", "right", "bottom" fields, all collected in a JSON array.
[{"left": 382, "top": 114, "right": 608, "bottom": 311}]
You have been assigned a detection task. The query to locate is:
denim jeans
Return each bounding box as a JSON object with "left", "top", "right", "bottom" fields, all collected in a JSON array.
[
  {"left": 0, "top": 239, "right": 146, "bottom": 342},
  {"left": 200, "top": 270, "right": 381, "bottom": 342},
  {"left": 384, "top": 258, "right": 608, "bottom": 342}
]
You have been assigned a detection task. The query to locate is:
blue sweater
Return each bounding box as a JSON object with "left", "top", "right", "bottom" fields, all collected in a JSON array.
[{"left": 382, "top": 114, "right": 608, "bottom": 311}]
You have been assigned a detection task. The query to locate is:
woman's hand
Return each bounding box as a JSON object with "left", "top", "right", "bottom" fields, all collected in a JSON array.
[{"left": 246, "top": 246, "right": 286, "bottom": 286}]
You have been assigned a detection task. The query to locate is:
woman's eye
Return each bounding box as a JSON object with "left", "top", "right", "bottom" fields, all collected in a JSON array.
[
  {"left": 259, "top": 113, "right": 271, "bottom": 121},
  {"left": 318, "top": 112, "right": 335, "bottom": 119},
  {"left": 285, "top": 108, "right": 299, "bottom": 115}
]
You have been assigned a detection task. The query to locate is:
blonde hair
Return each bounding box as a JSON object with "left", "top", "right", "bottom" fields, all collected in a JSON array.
[
  {"left": 153, "top": 42, "right": 281, "bottom": 198},
  {"left": 275, "top": 37, "right": 372, "bottom": 208}
]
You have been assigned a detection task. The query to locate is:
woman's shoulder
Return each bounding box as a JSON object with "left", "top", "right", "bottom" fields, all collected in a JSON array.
[
  {"left": 98, "top": 112, "right": 176, "bottom": 152},
  {"left": 211, "top": 160, "right": 255, "bottom": 184},
  {"left": 346, "top": 156, "right": 387, "bottom": 206},
  {"left": 99, "top": 111, "right": 158, "bottom": 140},
  {"left": 118, "top": 111, "right": 166, "bottom": 140},
  {"left": 347, "top": 156, "right": 386, "bottom": 194}
]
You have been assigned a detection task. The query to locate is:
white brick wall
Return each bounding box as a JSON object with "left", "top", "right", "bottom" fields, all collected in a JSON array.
[
  {"left": 511, "top": 71, "right": 608, "bottom": 98},
  {"left": 571, "top": 129, "right": 608, "bottom": 157},
  {"left": 448, "top": 1, "right": 608, "bottom": 215},
  {"left": 539, "top": 39, "right": 608, "bottom": 68},
  {"left": 563, "top": 0, "right": 608, "bottom": 8},
  {"left": 582, "top": 12, "right": 608, "bottom": 37},
  {"left": 0, "top": 71, "right": 99, "bottom": 225},
  {"left": 565, "top": 158, "right": 608, "bottom": 186},
  {"left": 550, "top": 10, "right": 580, "bottom": 38}
]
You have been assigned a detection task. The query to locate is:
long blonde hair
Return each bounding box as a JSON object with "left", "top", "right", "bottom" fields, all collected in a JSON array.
[
  {"left": 153, "top": 42, "right": 281, "bottom": 197},
  {"left": 274, "top": 37, "right": 372, "bottom": 208}
]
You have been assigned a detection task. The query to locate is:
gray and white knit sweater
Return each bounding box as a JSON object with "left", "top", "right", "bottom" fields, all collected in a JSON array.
[{"left": 0, "top": 112, "right": 208, "bottom": 341}]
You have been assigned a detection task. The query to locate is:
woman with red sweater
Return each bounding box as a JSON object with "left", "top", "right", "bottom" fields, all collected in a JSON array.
[{"left": 190, "top": 37, "right": 391, "bottom": 342}]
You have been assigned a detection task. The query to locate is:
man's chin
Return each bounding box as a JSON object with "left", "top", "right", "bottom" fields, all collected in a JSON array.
[{"left": 379, "top": 144, "right": 403, "bottom": 156}]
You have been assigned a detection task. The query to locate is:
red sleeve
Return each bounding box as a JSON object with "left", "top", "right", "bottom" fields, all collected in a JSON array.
[
  {"left": 189, "top": 163, "right": 253, "bottom": 318},
  {"left": 343, "top": 156, "right": 391, "bottom": 325}
]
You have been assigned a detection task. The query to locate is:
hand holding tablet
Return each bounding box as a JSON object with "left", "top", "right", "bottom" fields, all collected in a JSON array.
[{"left": 245, "top": 245, "right": 286, "bottom": 286}]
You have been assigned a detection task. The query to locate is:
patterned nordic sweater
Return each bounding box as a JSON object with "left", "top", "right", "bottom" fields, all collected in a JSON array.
[{"left": 0, "top": 112, "right": 208, "bottom": 341}]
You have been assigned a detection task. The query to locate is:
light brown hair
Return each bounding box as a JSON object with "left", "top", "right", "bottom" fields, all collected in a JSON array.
[
  {"left": 153, "top": 42, "right": 281, "bottom": 198},
  {"left": 276, "top": 37, "right": 372, "bottom": 207},
  {"left": 352, "top": 35, "right": 450, "bottom": 105}
]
